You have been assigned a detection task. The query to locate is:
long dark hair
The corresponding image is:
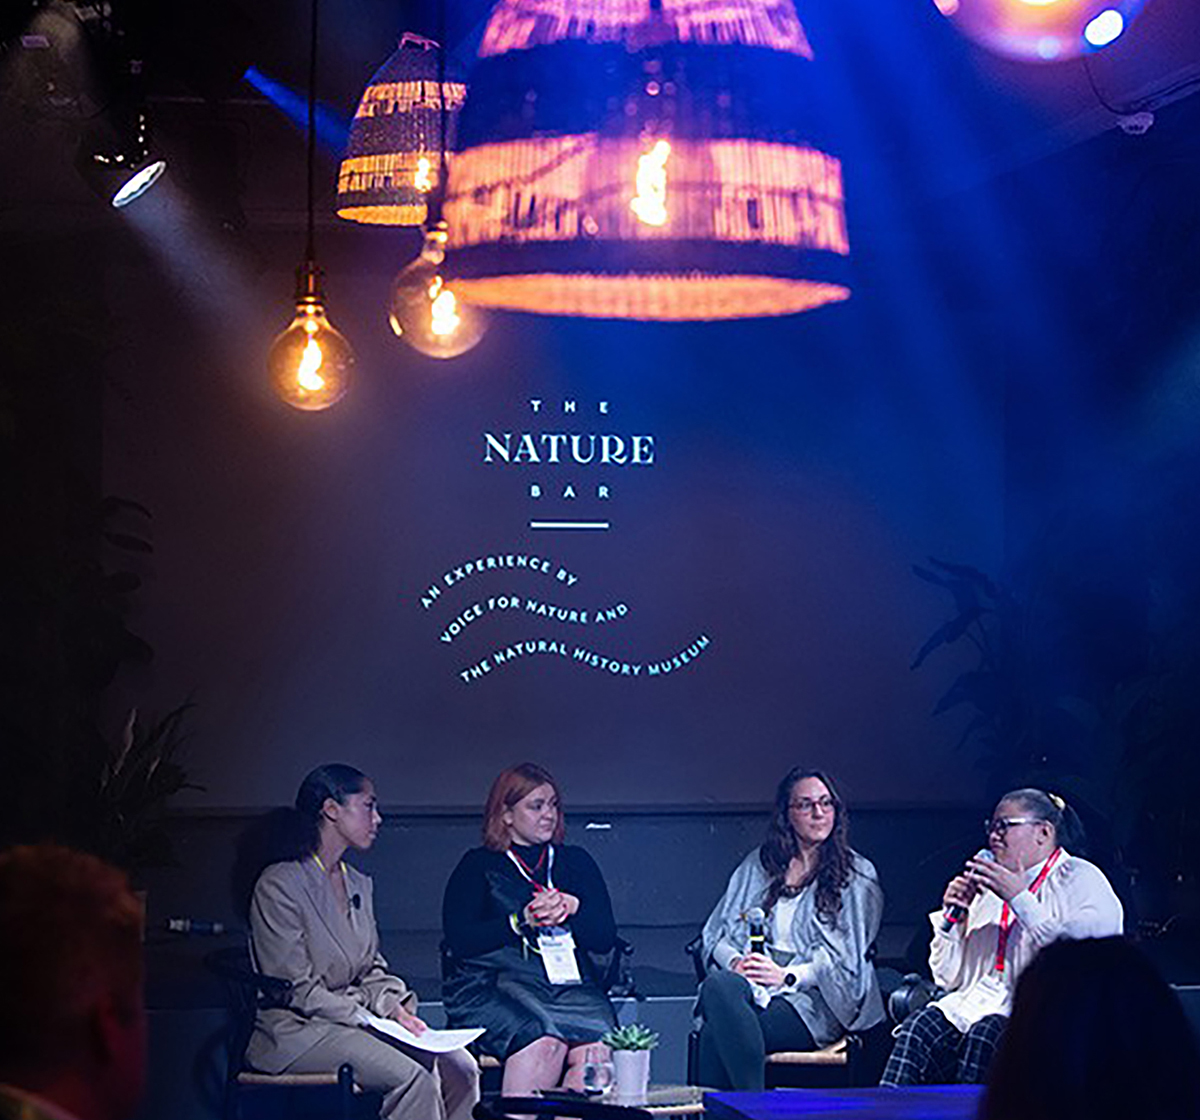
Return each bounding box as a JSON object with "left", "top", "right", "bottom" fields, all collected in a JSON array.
[
  {"left": 759, "top": 768, "right": 853, "bottom": 925},
  {"left": 1001, "top": 788, "right": 1087, "bottom": 854},
  {"left": 231, "top": 764, "right": 369, "bottom": 921},
  {"left": 294, "top": 763, "right": 369, "bottom": 853}
]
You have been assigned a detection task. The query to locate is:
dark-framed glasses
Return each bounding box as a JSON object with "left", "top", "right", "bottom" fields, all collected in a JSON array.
[
  {"left": 791, "top": 796, "right": 837, "bottom": 814},
  {"left": 984, "top": 817, "right": 1040, "bottom": 837}
]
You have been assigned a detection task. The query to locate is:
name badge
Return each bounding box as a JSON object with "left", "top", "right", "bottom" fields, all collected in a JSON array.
[
  {"left": 538, "top": 927, "right": 582, "bottom": 985},
  {"left": 956, "top": 972, "right": 1008, "bottom": 1020}
]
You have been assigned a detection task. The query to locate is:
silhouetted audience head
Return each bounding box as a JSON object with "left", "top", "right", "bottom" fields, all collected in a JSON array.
[
  {"left": 0, "top": 844, "right": 146, "bottom": 1120},
  {"left": 981, "top": 936, "right": 1200, "bottom": 1120}
]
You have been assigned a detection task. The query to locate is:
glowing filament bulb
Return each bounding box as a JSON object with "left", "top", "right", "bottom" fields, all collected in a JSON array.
[
  {"left": 267, "top": 267, "right": 354, "bottom": 411},
  {"left": 414, "top": 156, "right": 434, "bottom": 192},
  {"left": 387, "top": 223, "right": 487, "bottom": 358},
  {"left": 297, "top": 334, "right": 326, "bottom": 391},
  {"left": 428, "top": 277, "right": 462, "bottom": 337},
  {"left": 630, "top": 139, "right": 670, "bottom": 227}
]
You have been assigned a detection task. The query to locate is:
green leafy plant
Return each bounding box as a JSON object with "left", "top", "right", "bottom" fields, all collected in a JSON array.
[
  {"left": 910, "top": 557, "right": 1045, "bottom": 787},
  {"left": 909, "top": 548, "right": 1200, "bottom": 930},
  {"left": 601, "top": 1024, "right": 659, "bottom": 1051},
  {"left": 82, "top": 701, "right": 204, "bottom": 872}
]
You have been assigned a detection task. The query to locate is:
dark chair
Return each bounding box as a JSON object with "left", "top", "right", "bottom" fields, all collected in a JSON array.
[
  {"left": 683, "top": 933, "right": 866, "bottom": 1088},
  {"left": 887, "top": 972, "right": 940, "bottom": 1024},
  {"left": 473, "top": 1097, "right": 653, "bottom": 1120},
  {"left": 205, "top": 944, "right": 377, "bottom": 1120}
]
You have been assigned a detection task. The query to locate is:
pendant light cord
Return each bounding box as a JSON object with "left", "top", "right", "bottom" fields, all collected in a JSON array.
[
  {"left": 305, "top": 0, "right": 319, "bottom": 264},
  {"left": 429, "top": 0, "right": 449, "bottom": 227}
]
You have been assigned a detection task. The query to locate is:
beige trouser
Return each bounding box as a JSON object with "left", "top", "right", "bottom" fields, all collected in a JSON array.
[{"left": 285, "top": 1027, "right": 479, "bottom": 1120}]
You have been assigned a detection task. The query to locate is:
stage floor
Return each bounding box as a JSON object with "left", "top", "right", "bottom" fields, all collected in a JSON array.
[{"left": 704, "top": 1085, "right": 984, "bottom": 1119}]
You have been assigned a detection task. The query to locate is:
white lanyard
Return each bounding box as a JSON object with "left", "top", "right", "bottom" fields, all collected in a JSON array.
[{"left": 506, "top": 845, "right": 556, "bottom": 892}]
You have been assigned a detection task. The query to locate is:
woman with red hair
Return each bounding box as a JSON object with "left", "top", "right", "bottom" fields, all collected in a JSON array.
[{"left": 442, "top": 763, "right": 618, "bottom": 1095}]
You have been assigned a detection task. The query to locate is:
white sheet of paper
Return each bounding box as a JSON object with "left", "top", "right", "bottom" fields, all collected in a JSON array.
[{"left": 363, "top": 1012, "right": 485, "bottom": 1054}]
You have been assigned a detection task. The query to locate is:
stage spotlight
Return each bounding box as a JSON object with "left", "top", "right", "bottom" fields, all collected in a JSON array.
[
  {"left": 1084, "top": 9, "right": 1125, "bottom": 47},
  {"left": 76, "top": 104, "right": 167, "bottom": 208},
  {"left": 934, "top": 0, "right": 1146, "bottom": 61}
]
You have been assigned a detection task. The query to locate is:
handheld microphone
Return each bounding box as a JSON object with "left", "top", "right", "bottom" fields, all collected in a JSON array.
[
  {"left": 747, "top": 906, "right": 766, "bottom": 956},
  {"left": 941, "top": 849, "right": 993, "bottom": 932}
]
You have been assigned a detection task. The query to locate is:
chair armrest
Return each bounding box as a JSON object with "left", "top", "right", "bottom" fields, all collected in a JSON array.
[
  {"left": 204, "top": 945, "right": 293, "bottom": 1008},
  {"left": 684, "top": 933, "right": 707, "bottom": 985},
  {"left": 601, "top": 934, "right": 636, "bottom": 998},
  {"left": 887, "top": 973, "right": 941, "bottom": 1024}
]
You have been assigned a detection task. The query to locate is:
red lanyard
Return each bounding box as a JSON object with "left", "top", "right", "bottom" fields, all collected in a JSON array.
[
  {"left": 507, "top": 845, "right": 554, "bottom": 892},
  {"left": 995, "top": 848, "right": 1061, "bottom": 972}
]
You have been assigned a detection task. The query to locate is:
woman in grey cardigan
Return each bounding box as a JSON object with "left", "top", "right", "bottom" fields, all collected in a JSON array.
[
  {"left": 697, "top": 768, "right": 885, "bottom": 1090},
  {"left": 247, "top": 764, "right": 478, "bottom": 1120}
]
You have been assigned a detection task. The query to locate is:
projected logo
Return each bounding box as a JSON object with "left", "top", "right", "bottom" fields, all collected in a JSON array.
[
  {"left": 411, "top": 394, "right": 709, "bottom": 683},
  {"left": 418, "top": 552, "right": 710, "bottom": 685},
  {"left": 482, "top": 398, "right": 653, "bottom": 531}
]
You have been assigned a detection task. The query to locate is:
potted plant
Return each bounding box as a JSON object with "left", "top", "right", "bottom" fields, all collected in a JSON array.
[
  {"left": 85, "top": 701, "right": 202, "bottom": 874},
  {"left": 601, "top": 1023, "right": 659, "bottom": 1103}
]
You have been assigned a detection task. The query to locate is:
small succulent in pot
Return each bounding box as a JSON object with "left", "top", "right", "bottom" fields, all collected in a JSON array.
[{"left": 601, "top": 1024, "right": 659, "bottom": 1050}]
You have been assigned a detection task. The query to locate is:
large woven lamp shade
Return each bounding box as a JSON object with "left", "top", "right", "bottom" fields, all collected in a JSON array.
[
  {"left": 336, "top": 33, "right": 467, "bottom": 227},
  {"left": 443, "top": 0, "right": 851, "bottom": 321}
]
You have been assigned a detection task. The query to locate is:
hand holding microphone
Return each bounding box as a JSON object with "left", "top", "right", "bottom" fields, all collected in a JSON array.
[
  {"left": 940, "top": 849, "right": 992, "bottom": 931},
  {"left": 747, "top": 906, "right": 767, "bottom": 956},
  {"left": 735, "top": 908, "right": 787, "bottom": 988}
]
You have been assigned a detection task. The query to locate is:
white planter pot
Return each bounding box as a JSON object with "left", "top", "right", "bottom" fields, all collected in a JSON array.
[{"left": 612, "top": 1048, "right": 651, "bottom": 1103}]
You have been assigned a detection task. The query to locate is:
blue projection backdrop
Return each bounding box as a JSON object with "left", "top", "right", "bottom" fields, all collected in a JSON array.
[{"left": 103, "top": 237, "right": 1001, "bottom": 811}]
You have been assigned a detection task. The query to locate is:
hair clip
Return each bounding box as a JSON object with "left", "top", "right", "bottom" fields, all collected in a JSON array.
[{"left": 1048, "top": 792, "right": 1065, "bottom": 811}]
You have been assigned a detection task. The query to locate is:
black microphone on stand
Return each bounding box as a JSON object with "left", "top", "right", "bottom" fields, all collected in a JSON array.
[
  {"left": 747, "top": 906, "right": 766, "bottom": 955},
  {"left": 941, "top": 849, "right": 994, "bottom": 932}
]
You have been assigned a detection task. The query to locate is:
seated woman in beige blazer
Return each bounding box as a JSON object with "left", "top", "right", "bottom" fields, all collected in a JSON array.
[{"left": 247, "top": 764, "right": 478, "bottom": 1120}]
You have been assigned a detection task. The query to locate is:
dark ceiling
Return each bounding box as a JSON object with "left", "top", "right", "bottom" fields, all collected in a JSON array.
[{"left": 2, "top": 0, "right": 1198, "bottom": 230}]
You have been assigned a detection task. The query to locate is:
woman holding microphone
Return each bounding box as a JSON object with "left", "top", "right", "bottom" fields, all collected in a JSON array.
[
  {"left": 697, "top": 768, "right": 885, "bottom": 1090},
  {"left": 880, "top": 788, "right": 1124, "bottom": 1086}
]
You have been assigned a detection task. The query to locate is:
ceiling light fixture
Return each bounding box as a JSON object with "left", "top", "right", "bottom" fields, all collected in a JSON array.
[
  {"left": 386, "top": 6, "right": 487, "bottom": 359},
  {"left": 936, "top": 0, "right": 1147, "bottom": 60},
  {"left": 336, "top": 33, "right": 468, "bottom": 228},
  {"left": 442, "top": 0, "right": 853, "bottom": 322},
  {"left": 77, "top": 100, "right": 167, "bottom": 208},
  {"left": 267, "top": 0, "right": 354, "bottom": 410}
]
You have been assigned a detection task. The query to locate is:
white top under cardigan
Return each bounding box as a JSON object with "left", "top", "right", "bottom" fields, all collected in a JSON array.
[
  {"left": 701, "top": 848, "right": 885, "bottom": 1046},
  {"left": 929, "top": 849, "right": 1124, "bottom": 1032}
]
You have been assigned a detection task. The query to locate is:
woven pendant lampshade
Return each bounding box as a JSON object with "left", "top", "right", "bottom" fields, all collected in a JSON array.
[
  {"left": 336, "top": 33, "right": 467, "bottom": 227},
  {"left": 443, "top": 0, "right": 851, "bottom": 321}
]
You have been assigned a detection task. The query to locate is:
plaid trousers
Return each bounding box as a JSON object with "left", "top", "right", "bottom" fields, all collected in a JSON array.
[{"left": 879, "top": 1005, "right": 1007, "bottom": 1086}]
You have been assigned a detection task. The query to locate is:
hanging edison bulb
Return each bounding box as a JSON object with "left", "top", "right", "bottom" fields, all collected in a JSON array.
[
  {"left": 387, "top": 222, "right": 487, "bottom": 359},
  {"left": 269, "top": 261, "right": 355, "bottom": 410}
]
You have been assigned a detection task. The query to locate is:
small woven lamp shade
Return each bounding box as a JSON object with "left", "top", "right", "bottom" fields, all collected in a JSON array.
[
  {"left": 443, "top": 0, "right": 851, "bottom": 321},
  {"left": 336, "top": 33, "right": 467, "bottom": 227}
]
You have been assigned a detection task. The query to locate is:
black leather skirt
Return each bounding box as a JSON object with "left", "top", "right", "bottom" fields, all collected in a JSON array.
[{"left": 443, "top": 944, "right": 617, "bottom": 1059}]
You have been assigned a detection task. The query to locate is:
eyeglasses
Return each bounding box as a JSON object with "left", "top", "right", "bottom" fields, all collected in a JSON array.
[
  {"left": 790, "top": 796, "right": 837, "bottom": 814},
  {"left": 984, "top": 817, "right": 1041, "bottom": 837}
]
